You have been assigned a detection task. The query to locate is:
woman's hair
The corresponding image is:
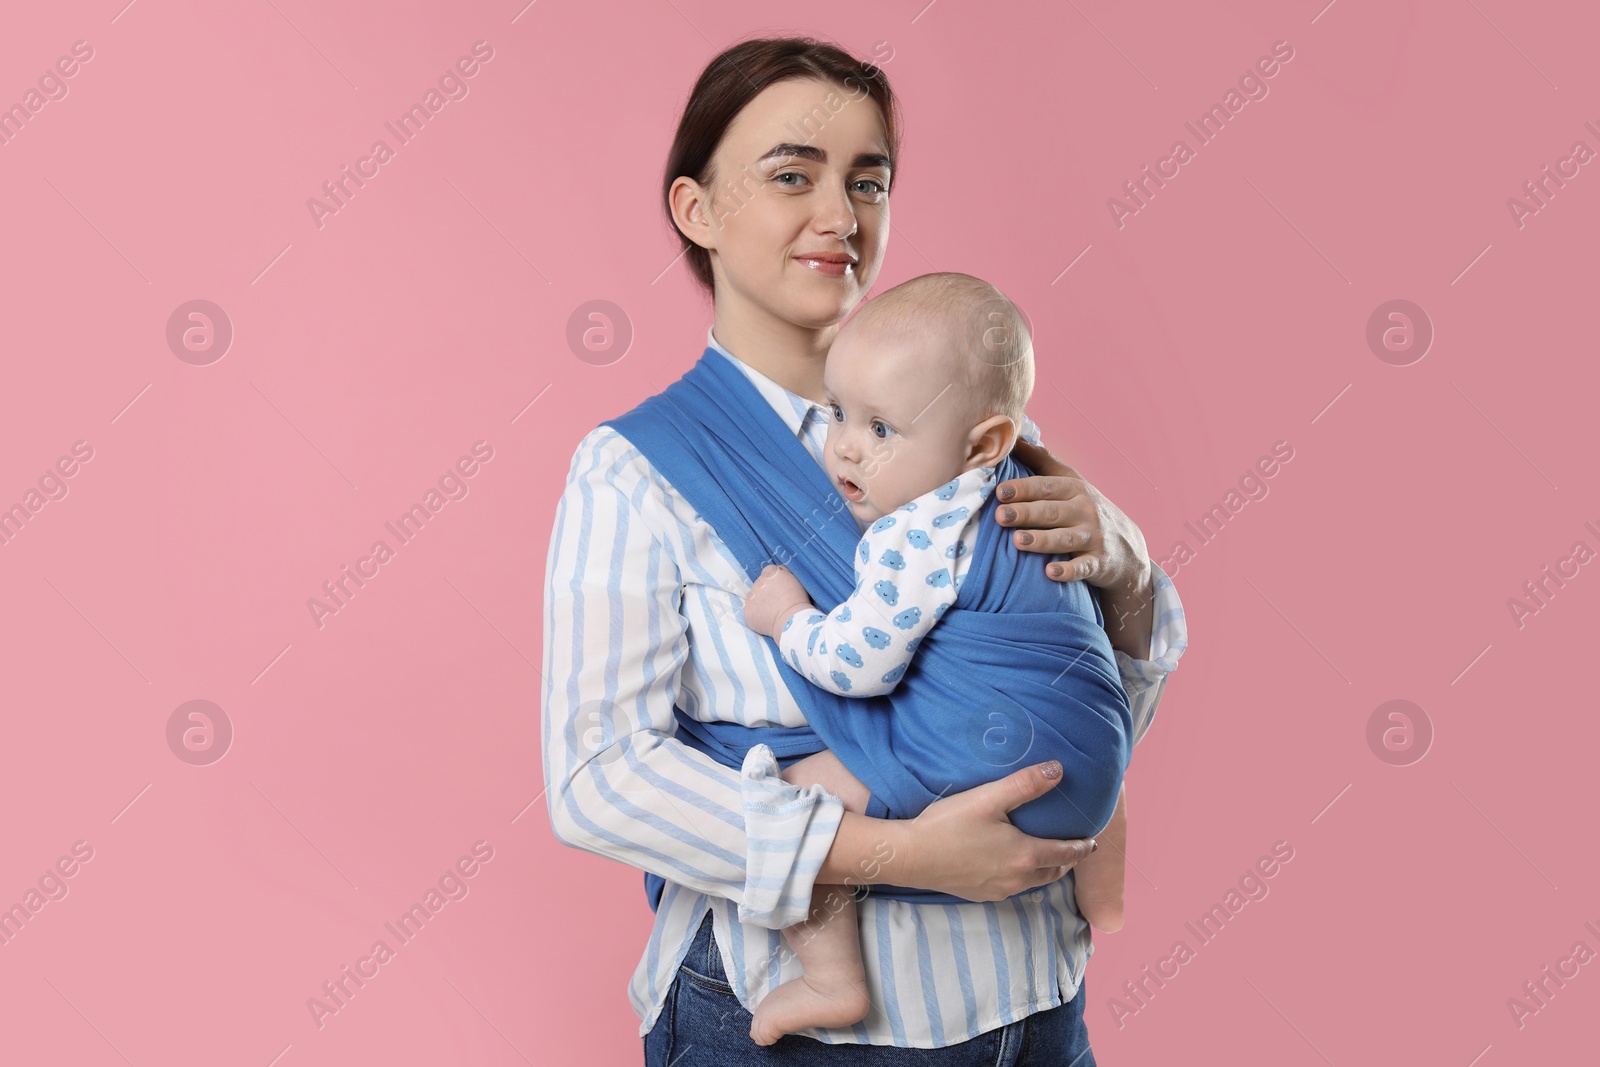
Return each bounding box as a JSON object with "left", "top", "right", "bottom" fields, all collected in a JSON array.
[{"left": 662, "top": 36, "right": 902, "bottom": 297}]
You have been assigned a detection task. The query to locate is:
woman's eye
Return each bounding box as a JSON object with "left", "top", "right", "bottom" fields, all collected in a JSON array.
[
  {"left": 853, "top": 178, "right": 887, "bottom": 197},
  {"left": 871, "top": 420, "right": 893, "bottom": 439},
  {"left": 775, "top": 171, "right": 807, "bottom": 187}
]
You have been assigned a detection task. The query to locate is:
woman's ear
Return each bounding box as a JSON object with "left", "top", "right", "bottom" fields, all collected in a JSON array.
[
  {"left": 668, "top": 176, "right": 715, "bottom": 251},
  {"left": 965, "top": 415, "right": 1018, "bottom": 469}
]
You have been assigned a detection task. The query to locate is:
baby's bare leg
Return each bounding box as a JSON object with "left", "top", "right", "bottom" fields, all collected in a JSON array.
[
  {"left": 779, "top": 749, "right": 872, "bottom": 812},
  {"left": 749, "top": 886, "right": 870, "bottom": 1045},
  {"left": 749, "top": 751, "right": 873, "bottom": 1045},
  {"left": 1073, "top": 782, "right": 1128, "bottom": 932}
]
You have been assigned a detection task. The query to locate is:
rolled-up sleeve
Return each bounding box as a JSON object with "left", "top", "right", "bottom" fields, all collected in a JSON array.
[
  {"left": 540, "top": 428, "right": 844, "bottom": 928},
  {"left": 1116, "top": 562, "right": 1187, "bottom": 747},
  {"left": 737, "top": 745, "right": 850, "bottom": 926}
]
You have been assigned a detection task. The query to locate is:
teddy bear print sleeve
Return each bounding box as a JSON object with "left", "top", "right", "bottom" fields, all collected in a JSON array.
[{"left": 775, "top": 466, "right": 998, "bottom": 698}]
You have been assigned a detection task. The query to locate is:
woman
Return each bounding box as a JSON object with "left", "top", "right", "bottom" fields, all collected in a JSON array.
[{"left": 541, "top": 37, "right": 1186, "bottom": 1064}]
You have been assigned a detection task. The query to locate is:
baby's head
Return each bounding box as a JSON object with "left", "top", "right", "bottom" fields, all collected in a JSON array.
[{"left": 823, "top": 272, "right": 1034, "bottom": 525}]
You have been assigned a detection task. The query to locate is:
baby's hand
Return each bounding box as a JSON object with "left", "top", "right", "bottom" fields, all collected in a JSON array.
[{"left": 743, "top": 565, "right": 815, "bottom": 640}]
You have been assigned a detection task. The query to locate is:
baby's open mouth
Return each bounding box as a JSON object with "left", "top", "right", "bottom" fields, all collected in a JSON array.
[{"left": 839, "top": 476, "right": 866, "bottom": 502}]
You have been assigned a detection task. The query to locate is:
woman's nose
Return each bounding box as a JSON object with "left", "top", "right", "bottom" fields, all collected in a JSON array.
[{"left": 813, "top": 179, "right": 858, "bottom": 240}]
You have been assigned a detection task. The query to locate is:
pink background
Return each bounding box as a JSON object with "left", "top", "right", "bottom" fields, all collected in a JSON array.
[{"left": 2, "top": 0, "right": 1595, "bottom": 1063}]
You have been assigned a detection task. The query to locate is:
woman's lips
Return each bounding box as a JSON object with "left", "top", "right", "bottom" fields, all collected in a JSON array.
[{"left": 796, "top": 255, "right": 853, "bottom": 277}]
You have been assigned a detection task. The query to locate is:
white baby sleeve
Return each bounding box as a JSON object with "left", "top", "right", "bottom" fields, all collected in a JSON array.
[{"left": 775, "top": 468, "right": 994, "bottom": 697}]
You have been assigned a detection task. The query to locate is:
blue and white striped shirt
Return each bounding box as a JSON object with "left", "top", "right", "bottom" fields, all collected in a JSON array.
[{"left": 540, "top": 326, "right": 1188, "bottom": 1049}]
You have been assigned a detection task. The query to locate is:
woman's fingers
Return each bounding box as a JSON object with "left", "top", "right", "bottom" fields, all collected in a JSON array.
[
  {"left": 998, "top": 496, "right": 1078, "bottom": 531},
  {"left": 1028, "top": 840, "right": 1097, "bottom": 885},
  {"left": 1047, "top": 555, "right": 1099, "bottom": 583},
  {"left": 998, "top": 476, "right": 1088, "bottom": 511},
  {"left": 991, "top": 459, "right": 1129, "bottom": 587},
  {"left": 991, "top": 759, "right": 1067, "bottom": 815},
  {"left": 995, "top": 482, "right": 1092, "bottom": 533},
  {"left": 1011, "top": 524, "right": 1092, "bottom": 554},
  {"left": 999, "top": 441, "right": 1151, "bottom": 593},
  {"left": 905, "top": 761, "right": 1104, "bottom": 900}
]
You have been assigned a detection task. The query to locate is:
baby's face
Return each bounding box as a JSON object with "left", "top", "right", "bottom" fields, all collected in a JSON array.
[{"left": 821, "top": 324, "right": 979, "bottom": 526}]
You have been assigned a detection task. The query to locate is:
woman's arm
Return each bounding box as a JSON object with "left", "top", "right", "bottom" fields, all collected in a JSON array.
[
  {"left": 541, "top": 429, "right": 845, "bottom": 929},
  {"left": 997, "top": 436, "right": 1187, "bottom": 745},
  {"left": 816, "top": 759, "right": 1100, "bottom": 900},
  {"left": 543, "top": 429, "right": 1100, "bottom": 913},
  {"left": 1070, "top": 782, "right": 1128, "bottom": 932}
]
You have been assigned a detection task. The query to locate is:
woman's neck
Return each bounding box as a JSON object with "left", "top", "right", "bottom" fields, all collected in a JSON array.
[{"left": 711, "top": 307, "right": 837, "bottom": 405}]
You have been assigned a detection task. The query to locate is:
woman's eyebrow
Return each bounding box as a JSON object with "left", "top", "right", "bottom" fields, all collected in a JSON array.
[{"left": 759, "top": 143, "right": 891, "bottom": 169}]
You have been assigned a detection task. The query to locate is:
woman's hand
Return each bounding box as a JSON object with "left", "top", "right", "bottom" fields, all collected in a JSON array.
[
  {"left": 997, "top": 439, "right": 1156, "bottom": 659},
  {"left": 892, "top": 760, "right": 1098, "bottom": 902},
  {"left": 997, "top": 439, "right": 1147, "bottom": 589}
]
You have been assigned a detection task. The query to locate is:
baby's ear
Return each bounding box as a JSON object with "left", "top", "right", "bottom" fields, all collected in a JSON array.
[{"left": 966, "top": 415, "right": 1017, "bottom": 468}]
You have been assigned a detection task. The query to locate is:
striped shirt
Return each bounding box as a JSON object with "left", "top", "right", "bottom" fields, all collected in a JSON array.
[{"left": 540, "top": 326, "right": 1188, "bottom": 1049}]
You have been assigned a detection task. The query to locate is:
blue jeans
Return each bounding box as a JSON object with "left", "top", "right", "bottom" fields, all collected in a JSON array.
[{"left": 644, "top": 910, "right": 1096, "bottom": 1065}]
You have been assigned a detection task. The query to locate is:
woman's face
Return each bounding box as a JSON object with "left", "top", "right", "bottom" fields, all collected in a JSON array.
[{"left": 694, "top": 77, "right": 891, "bottom": 331}]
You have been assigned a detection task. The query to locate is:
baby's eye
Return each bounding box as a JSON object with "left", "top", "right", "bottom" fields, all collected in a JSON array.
[
  {"left": 871, "top": 420, "right": 894, "bottom": 439},
  {"left": 829, "top": 403, "right": 844, "bottom": 422}
]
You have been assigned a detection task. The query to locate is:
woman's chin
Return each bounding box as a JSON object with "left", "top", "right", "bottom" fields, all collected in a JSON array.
[
  {"left": 794, "top": 305, "right": 855, "bottom": 332},
  {"left": 782, "top": 278, "right": 861, "bottom": 324}
]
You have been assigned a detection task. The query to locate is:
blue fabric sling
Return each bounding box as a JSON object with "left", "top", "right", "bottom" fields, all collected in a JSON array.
[{"left": 603, "top": 347, "right": 1133, "bottom": 909}]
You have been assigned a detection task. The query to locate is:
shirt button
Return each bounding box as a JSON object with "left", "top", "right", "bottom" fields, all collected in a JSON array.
[{"left": 1029, "top": 890, "right": 1044, "bottom": 903}]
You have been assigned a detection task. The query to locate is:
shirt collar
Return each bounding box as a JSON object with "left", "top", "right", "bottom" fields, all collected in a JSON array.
[{"left": 705, "top": 326, "right": 830, "bottom": 441}]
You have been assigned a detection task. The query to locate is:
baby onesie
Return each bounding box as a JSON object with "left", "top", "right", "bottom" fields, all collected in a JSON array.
[{"left": 775, "top": 465, "right": 998, "bottom": 697}]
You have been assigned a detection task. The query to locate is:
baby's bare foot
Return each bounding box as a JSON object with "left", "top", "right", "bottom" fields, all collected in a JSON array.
[{"left": 749, "top": 973, "right": 871, "bottom": 1046}]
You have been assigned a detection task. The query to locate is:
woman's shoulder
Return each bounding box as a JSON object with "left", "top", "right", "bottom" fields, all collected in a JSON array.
[
  {"left": 562, "top": 422, "right": 652, "bottom": 476},
  {"left": 558, "top": 423, "right": 687, "bottom": 523}
]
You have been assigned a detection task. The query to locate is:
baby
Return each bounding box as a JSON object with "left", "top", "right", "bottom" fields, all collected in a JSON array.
[{"left": 740, "top": 272, "right": 1129, "bottom": 1046}]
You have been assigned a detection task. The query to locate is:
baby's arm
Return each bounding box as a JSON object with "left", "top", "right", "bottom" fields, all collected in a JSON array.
[
  {"left": 743, "top": 564, "right": 905, "bottom": 695},
  {"left": 745, "top": 563, "right": 918, "bottom": 697},
  {"left": 748, "top": 518, "right": 960, "bottom": 700},
  {"left": 1072, "top": 782, "right": 1128, "bottom": 932}
]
